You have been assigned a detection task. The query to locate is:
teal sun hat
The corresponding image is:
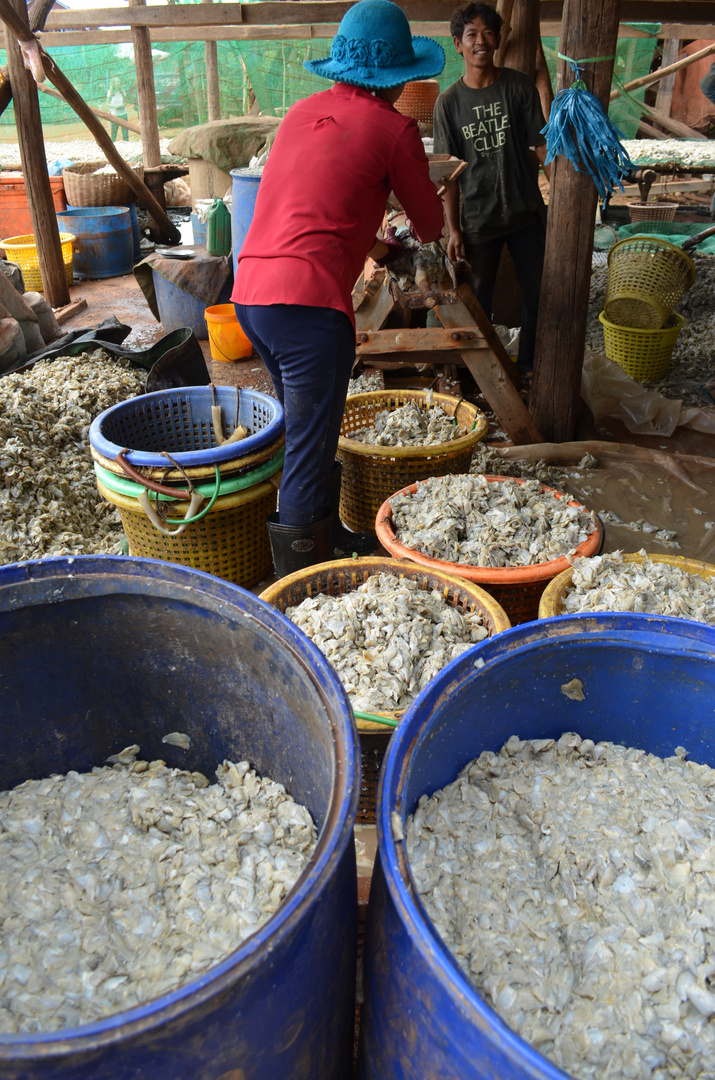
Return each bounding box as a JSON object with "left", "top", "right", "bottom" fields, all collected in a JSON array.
[{"left": 304, "top": 0, "right": 445, "bottom": 90}]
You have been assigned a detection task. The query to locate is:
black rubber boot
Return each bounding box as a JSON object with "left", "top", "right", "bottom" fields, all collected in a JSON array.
[
  {"left": 266, "top": 512, "right": 334, "bottom": 579},
  {"left": 325, "top": 461, "right": 376, "bottom": 558}
]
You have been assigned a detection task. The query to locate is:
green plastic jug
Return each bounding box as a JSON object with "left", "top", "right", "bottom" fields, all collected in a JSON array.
[{"left": 206, "top": 198, "right": 231, "bottom": 257}]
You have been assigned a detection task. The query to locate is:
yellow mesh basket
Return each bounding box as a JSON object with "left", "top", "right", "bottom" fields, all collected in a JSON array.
[
  {"left": 337, "top": 390, "right": 488, "bottom": 534},
  {"left": 539, "top": 552, "right": 715, "bottom": 619},
  {"left": 604, "top": 235, "right": 695, "bottom": 329},
  {"left": 97, "top": 477, "right": 277, "bottom": 589},
  {"left": 598, "top": 310, "right": 685, "bottom": 382},
  {"left": 0, "top": 232, "right": 74, "bottom": 291}
]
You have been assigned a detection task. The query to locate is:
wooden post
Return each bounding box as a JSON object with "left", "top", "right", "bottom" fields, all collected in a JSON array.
[
  {"left": 5, "top": 0, "right": 69, "bottom": 306},
  {"left": 494, "top": 0, "right": 514, "bottom": 68},
  {"left": 0, "top": 0, "right": 57, "bottom": 124},
  {"left": 130, "top": 0, "right": 161, "bottom": 168},
  {"left": 655, "top": 37, "right": 680, "bottom": 117},
  {"left": 503, "top": 0, "right": 540, "bottom": 79},
  {"left": 530, "top": 0, "right": 621, "bottom": 442},
  {"left": 205, "top": 0, "right": 220, "bottom": 121}
]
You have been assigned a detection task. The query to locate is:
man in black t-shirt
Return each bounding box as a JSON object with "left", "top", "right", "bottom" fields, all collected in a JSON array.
[{"left": 434, "top": 1, "right": 549, "bottom": 376}]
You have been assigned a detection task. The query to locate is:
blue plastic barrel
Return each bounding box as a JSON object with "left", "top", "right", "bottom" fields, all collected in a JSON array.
[
  {"left": 151, "top": 267, "right": 233, "bottom": 339},
  {"left": 0, "top": 555, "right": 360, "bottom": 1080},
  {"left": 56, "top": 206, "right": 133, "bottom": 279},
  {"left": 230, "top": 167, "right": 261, "bottom": 279},
  {"left": 360, "top": 614, "right": 715, "bottom": 1080},
  {"left": 68, "top": 202, "right": 140, "bottom": 261}
]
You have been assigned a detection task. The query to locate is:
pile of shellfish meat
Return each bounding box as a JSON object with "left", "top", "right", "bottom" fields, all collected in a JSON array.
[
  {"left": 0, "top": 745, "right": 316, "bottom": 1034},
  {"left": 389, "top": 474, "right": 597, "bottom": 567},
  {"left": 407, "top": 733, "right": 715, "bottom": 1080},
  {"left": 351, "top": 400, "right": 465, "bottom": 447},
  {"left": 286, "top": 573, "right": 488, "bottom": 712},
  {"left": 563, "top": 551, "right": 715, "bottom": 624},
  {"left": 347, "top": 371, "right": 383, "bottom": 396},
  {"left": 0, "top": 353, "right": 145, "bottom": 565}
]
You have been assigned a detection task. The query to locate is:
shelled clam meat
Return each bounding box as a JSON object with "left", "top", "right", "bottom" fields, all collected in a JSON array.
[
  {"left": 351, "top": 400, "right": 466, "bottom": 447},
  {"left": 561, "top": 551, "right": 715, "bottom": 624},
  {"left": 0, "top": 745, "right": 316, "bottom": 1034},
  {"left": 389, "top": 474, "right": 598, "bottom": 567},
  {"left": 347, "top": 371, "right": 383, "bottom": 396},
  {"left": 0, "top": 353, "right": 145, "bottom": 564},
  {"left": 407, "top": 733, "right": 715, "bottom": 1080},
  {"left": 286, "top": 573, "right": 488, "bottom": 712}
]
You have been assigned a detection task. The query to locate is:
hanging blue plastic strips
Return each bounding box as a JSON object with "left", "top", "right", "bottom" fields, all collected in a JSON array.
[{"left": 541, "top": 54, "right": 634, "bottom": 200}]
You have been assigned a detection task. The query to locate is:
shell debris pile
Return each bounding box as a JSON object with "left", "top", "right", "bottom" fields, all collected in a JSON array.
[
  {"left": 389, "top": 474, "right": 597, "bottom": 567},
  {"left": 0, "top": 744, "right": 316, "bottom": 1034},
  {"left": 351, "top": 400, "right": 465, "bottom": 448},
  {"left": 407, "top": 733, "right": 715, "bottom": 1080},
  {"left": 286, "top": 572, "right": 488, "bottom": 713},
  {"left": 562, "top": 551, "right": 715, "bottom": 624},
  {"left": 0, "top": 353, "right": 145, "bottom": 565},
  {"left": 347, "top": 371, "right": 383, "bottom": 396}
]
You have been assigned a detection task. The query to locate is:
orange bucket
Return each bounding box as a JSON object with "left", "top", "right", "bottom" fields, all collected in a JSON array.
[{"left": 204, "top": 303, "right": 253, "bottom": 362}]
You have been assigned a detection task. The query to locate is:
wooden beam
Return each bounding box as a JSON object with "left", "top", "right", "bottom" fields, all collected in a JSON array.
[
  {"left": 531, "top": 0, "right": 622, "bottom": 443},
  {"left": 504, "top": 0, "right": 541, "bottom": 79},
  {"left": 37, "top": 81, "right": 141, "bottom": 132},
  {"left": 494, "top": 0, "right": 515, "bottom": 68},
  {"left": 4, "top": 0, "right": 69, "bottom": 306},
  {"left": 130, "top": 0, "right": 161, "bottom": 169},
  {"left": 205, "top": 0, "right": 220, "bottom": 121},
  {"left": 655, "top": 37, "right": 679, "bottom": 117},
  {"left": 610, "top": 39, "right": 715, "bottom": 98},
  {"left": 640, "top": 99, "right": 707, "bottom": 139}
]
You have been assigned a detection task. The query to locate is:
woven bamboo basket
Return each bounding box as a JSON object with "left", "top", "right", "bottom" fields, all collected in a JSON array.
[
  {"left": 394, "top": 79, "right": 440, "bottom": 123},
  {"left": 375, "top": 476, "right": 604, "bottom": 625},
  {"left": 259, "top": 556, "right": 510, "bottom": 823},
  {"left": 337, "top": 390, "right": 488, "bottom": 534},
  {"left": 628, "top": 202, "right": 678, "bottom": 223},
  {"left": 98, "top": 476, "right": 278, "bottom": 588},
  {"left": 539, "top": 552, "right": 715, "bottom": 619},
  {"left": 604, "top": 235, "right": 695, "bottom": 329},
  {"left": 62, "top": 161, "right": 144, "bottom": 207}
]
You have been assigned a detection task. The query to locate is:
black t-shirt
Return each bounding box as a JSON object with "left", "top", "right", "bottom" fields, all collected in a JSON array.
[{"left": 433, "top": 67, "right": 547, "bottom": 243}]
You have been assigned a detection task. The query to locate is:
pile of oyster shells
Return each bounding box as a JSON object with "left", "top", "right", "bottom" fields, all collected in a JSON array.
[
  {"left": 347, "top": 371, "right": 383, "bottom": 396},
  {"left": 0, "top": 353, "right": 145, "bottom": 565},
  {"left": 561, "top": 551, "right": 715, "bottom": 624},
  {"left": 0, "top": 744, "right": 316, "bottom": 1034},
  {"left": 351, "top": 400, "right": 465, "bottom": 448},
  {"left": 407, "top": 732, "right": 715, "bottom": 1080},
  {"left": 389, "top": 474, "right": 598, "bottom": 567},
  {"left": 286, "top": 572, "right": 488, "bottom": 712}
]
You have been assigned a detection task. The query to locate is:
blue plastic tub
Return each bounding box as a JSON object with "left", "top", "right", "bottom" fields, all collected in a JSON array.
[
  {"left": 230, "top": 167, "right": 261, "bottom": 280},
  {"left": 0, "top": 555, "right": 360, "bottom": 1080},
  {"left": 360, "top": 614, "right": 715, "bottom": 1080},
  {"left": 89, "top": 384, "right": 284, "bottom": 469},
  {"left": 56, "top": 206, "right": 133, "bottom": 279},
  {"left": 68, "top": 202, "right": 140, "bottom": 261},
  {"left": 152, "top": 266, "right": 233, "bottom": 339}
]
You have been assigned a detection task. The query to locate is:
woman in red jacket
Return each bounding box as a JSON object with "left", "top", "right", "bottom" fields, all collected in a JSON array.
[{"left": 232, "top": 0, "right": 445, "bottom": 576}]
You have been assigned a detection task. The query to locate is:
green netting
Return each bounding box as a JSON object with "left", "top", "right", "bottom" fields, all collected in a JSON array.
[{"left": 542, "top": 24, "right": 661, "bottom": 140}]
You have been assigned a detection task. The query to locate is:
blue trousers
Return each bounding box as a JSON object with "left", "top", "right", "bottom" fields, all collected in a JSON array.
[
  {"left": 234, "top": 303, "right": 355, "bottom": 527},
  {"left": 463, "top": 218, "right": 546, "bottom": 374}
]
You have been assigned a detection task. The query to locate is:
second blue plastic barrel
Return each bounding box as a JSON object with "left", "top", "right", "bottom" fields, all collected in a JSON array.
[
  {"left": 360, "top": 614, "right": 715, "bottom": 1080},
  {"left": 56, "top": 206, "right": 133, "bottom": 279},
  {"left": 151, "top": 267, "right": 233, "bottom": 339},
  {"left": 230, "top": 167, "right": 261, "bottom": 280},
  {"left": 0, "top": 555, "right": 360, "bottom": 1080}
]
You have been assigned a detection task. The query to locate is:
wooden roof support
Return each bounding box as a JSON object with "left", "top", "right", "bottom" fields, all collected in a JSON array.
[
  {"left": 5, "top": 0, "right": 69, "bottom": 306},
  {"left": 0, "top": 0, "right": 179, "bottom": 244},
  {"left": 530, "top": 0, "right": 621, "bottom": 443},
  {"left": 130, "top": 0, "right": 161, "bottom": 169},
  {"left": 503, "top": 0, "right": 541, "bottom": 80},
  {"left": 205, "top": 0, "right": 220, "bottom": 121}
]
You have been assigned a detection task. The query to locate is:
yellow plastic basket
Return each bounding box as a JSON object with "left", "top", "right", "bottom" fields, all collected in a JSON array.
[
  {"left": 97, "top": 477, "right": 277, "bottom": 589},
  {"left": 539, "top": 552, "right": 715, "bottom": 619},
  {"left": 598, "top": 310, "right": 685, "bottom": 382},
  {"left": 337, "top": 390, "right": 488, "bottom": 534},
  {"left": 0, "top": 232, "right": 74, "bottom": 291},
  {"left": 604, "top": 235, "right": 695, "bottom": 329}
]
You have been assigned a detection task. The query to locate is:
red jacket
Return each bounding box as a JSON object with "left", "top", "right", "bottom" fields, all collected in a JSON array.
[{"left": 232, "top": 82, "right": 444, "bottom": 328}]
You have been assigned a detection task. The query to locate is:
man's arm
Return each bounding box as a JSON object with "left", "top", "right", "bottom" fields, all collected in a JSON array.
[
  {"left": 442, "top": 181, "right": 464, "bottom": 263},
  {"left": 534, "top": 143, "right": 551, "bottom": 184}
]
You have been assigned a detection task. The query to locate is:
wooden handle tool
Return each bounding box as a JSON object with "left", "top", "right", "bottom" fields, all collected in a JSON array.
[{"left": 436, "top": 160, "right": 468, "bottom": 197}]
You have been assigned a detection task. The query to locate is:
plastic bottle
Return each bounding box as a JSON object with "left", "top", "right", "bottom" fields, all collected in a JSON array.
[{"left": 206, "top": 198, "right": 232, "bottom": 257}]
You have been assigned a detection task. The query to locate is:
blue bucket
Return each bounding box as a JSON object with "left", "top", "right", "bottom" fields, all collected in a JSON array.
[
  {"left": 0, "top": 555, "right": 360, "bottom": 1080},
  {"left": 56, "top": 206, "right": 133, "bottom": 279},
  {"left": 68, "top": 202, "right": 141, "bottom": 261},
  {"left": 361, "top": 614, "right": 715, "bottom": 1080},
  {"left": 230, "top": 167, "right": 261, "bottom": 280},
  {"left": 151, "top": 267, "right": 233, "bottom": 339}
]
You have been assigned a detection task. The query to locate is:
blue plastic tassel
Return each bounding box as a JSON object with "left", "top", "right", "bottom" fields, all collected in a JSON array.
[{"left": 541, "top": 55, "right": 634, "bottom": 200}]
